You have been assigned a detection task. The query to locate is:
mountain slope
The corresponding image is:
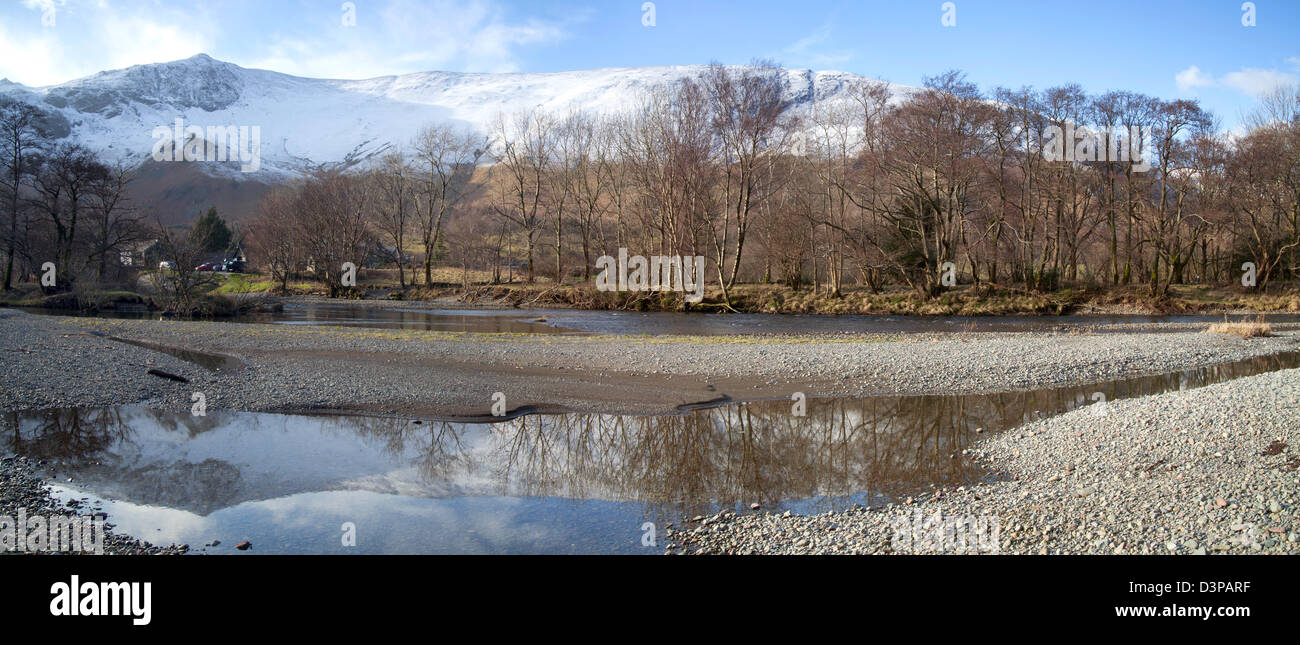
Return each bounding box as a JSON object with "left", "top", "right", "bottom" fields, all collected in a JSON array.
[{"left": 2, "top": 54, "right": 905, "bottom": 220}]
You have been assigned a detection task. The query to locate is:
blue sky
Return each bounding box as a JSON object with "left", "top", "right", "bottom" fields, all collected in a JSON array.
[{"left": 3, "top": 0, "right": 1297, "bottom": 127}]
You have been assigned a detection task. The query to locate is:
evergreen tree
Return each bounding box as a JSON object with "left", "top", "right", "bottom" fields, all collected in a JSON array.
[{"left": 189, "top": 206, "right": 232, "bottom": 254}]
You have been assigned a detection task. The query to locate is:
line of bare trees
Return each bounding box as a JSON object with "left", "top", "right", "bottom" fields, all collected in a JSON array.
[
  {"left": 249, "top": 65, "right": 1300, "bottom": 300},
  {"left": 246, "top": 123, "right": 488, "bottom": 294},
  {"left": 1, "top": 98, "right": 143, "bottom": 292}
]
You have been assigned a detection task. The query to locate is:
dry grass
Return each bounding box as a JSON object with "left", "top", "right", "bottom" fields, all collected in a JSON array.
[{"left": 1206, "top": 321, "right": 1273, "bottom": 338}]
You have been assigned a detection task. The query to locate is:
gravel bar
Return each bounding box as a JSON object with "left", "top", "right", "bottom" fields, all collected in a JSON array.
[
  {"left": 666, "top": 367, "right": 1300, "bottom": 555},
  {"left": 2, "top": 308, "right": 1297, "bottom": 556},
  {"left": 1, "top": 309, "right": 1296, "bottom": 417}
]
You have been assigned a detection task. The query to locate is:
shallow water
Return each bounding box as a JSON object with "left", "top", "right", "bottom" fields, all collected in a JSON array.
[
  {"left": 23, "top": 300, "right": 1300, "bottom": 336},
  {"left": 5, "top": 349, "right": 1297, "bottom": 554}
]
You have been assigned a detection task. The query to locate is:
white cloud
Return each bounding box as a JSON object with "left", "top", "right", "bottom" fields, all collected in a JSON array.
[
  {"left": 1174, "top": 63, "right": 1299, "bottom": 97},
  {"left": 21, "top": 0, "right": 61, "bottom": 11},
  {"left": 0, "top": 0, "right": 574, "bottom": 86},
  {"left": 0, "top": 23, "right": 64, "bottom": 85},
  {"left": 1, "top": 1, "right": 214, "bottom": 86},
  {"left": 97, "top": 11, "right": 214, "bottom": 73},
  {"left": 1221, "top": 67, "right": 1298, "bottom": 97},
  {"left": 250, "top": 0, "right": 574, "bottom": 79},
  {"left": 779, "top": 23, "right": 852, "bottom": 68},
  {"left": 1175, "top": 65, "right": 1213, "bottom": 91}
]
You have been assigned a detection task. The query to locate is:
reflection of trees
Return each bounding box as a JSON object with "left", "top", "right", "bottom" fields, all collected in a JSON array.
[
  {"left": 137, "top": 408, "right": 225, "bottom": 438},
  {"left": 337, "top": 390, "right": 1069, "bottom": 517},
  {"left": 351, "top": 351, "right": 1300, "bottom": 518},
  {"left": 2, "top": 407, "right": 243, "bottom": 514},
  {"left": 2, "top": 408, "right": 132, "bottom": 463},
  {"left": 3, "top": 350, "right": 1290, "bottom": 518},
  {"left": 348, "top": 416, "right": 474, "bottom": 483},
  {"left": 2, "top": 407, "right": 228, "bottom": 463}
]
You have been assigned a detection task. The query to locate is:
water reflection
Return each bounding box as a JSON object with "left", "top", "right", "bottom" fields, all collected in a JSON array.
[
  {"left": 24, "top": 300, "right": 1300, "bottom": 336},
  {"left": 3, "top": 349, "right": 1295, "bottom": 553},
  {"left": 249, "top": 302, "right": 578, "bottom": 334}
]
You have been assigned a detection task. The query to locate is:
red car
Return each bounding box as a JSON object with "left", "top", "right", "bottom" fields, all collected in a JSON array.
[{"left": 195, "top": 262, "right": 218, "bottom": 271}]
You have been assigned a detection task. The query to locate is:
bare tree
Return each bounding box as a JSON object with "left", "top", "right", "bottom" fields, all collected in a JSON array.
[
  {"left": 246, "top": 186, "right": 303, "bottom": 293},
  {"left": 702, "top": 61, "right": 794, "bottom": 289},
  {"left": 28, "top": 143, "right": 107, "bottom": 288},
  {"left": 369, "top": 150, "right": 415, "bottom": 287},
  {"left": 152, "top": 215, "right": 216, "bottom": 314},
  {"left": 298, "top": 171, "right": 372, "bottom": 296},
  {"left": 490, "top": 111, "right": 555, "bottom": 283},
  {"left": 0, "top": 100, "right": 46, "bottom": 291},
  {"left": 85, "top": 163, "right": 141, "bottom": 281},
  {"left": 411, "top": 124, "right": 486, "bottom": 285}
]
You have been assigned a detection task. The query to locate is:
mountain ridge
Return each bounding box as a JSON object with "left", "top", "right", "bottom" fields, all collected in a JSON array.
[{"left": 1, "top": 54, "right": 905, "bottom": 221}]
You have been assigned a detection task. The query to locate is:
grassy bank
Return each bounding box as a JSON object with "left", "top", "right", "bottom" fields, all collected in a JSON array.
[
  {"left": 16, "top": 271, "right": 1295, "bottom": 317},
  {"left": 395, "top": 281, "right": 1300, "bottom": 316},
  {"left": 297, "top": 267, "right": 1300, "bottom": 315},
  {"left": 0, "top": 280, "right": 282, "bottom": 317},
  {"left": 0, "top": 285, "right": 151, "bottom": 312}
]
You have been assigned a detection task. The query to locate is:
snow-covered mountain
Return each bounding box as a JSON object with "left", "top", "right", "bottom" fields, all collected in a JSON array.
[
  {"left": 0, "top": 55, "right": 905, "bottom": 220},
  {"left": 3, "top": 54, "right": 904, "bottom": 179}
]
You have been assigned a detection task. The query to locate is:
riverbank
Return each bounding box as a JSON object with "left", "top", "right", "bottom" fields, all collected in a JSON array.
[
  {"left": 2, "top": 308, "right": 1297, "bottom": 556},
  {"left": 7, "top": 279, "right": 1299, "bottom": 318},
  {"left": 426, "top": 281, "right": 1300, "bottom": 317},
  {"left": 1, "top": 308, "right": 1297, "bottom": 417},
  {"left": 0, "top": 283, "right": 280, "bottom": 317},
  {"left": 665, "top": 366, "right": 1299, "bottom": 555}
]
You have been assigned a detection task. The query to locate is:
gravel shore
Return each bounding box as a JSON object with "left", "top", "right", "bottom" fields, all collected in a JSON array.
[
  {"left": 2, "top": 307, "right": 1297, "bottom": 556},
  {"left": 1, "top": 308, "right": 1296, "bottom": 417},
  {"left": 666, "top": 367, "right": 1300, "bottom": 555},
  {"left": 1, "top": 455, "right": 188, "bottom": 555}
]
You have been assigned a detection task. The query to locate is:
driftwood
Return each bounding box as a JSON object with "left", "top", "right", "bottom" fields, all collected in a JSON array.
[{"left": 146, "top": 369, "right": 189, "bottom": 383}]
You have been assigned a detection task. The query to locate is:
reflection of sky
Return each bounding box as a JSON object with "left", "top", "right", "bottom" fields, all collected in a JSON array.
[
  {"left": 42, "top": 301, "right": 1300, "bottom": 336},
  {"left": 21, "top": 406, "right": 922, "bottom": 513},
  {"left": 50, "top": 485, "right": 657, "bottom": 555},
  {"left": 23, "top": 406, "right": 903, "bottom": 553},
  {"left": 265, "top": 305, "right": 1300, "bottom": 336},
  {"left": 16, "top": 347, "right": 1299, "bottom": 554}
]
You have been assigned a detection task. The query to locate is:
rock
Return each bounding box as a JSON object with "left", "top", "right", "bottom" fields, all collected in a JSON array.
[{"left": 235, "top": 541, "right": 252, "bottom": 551}]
